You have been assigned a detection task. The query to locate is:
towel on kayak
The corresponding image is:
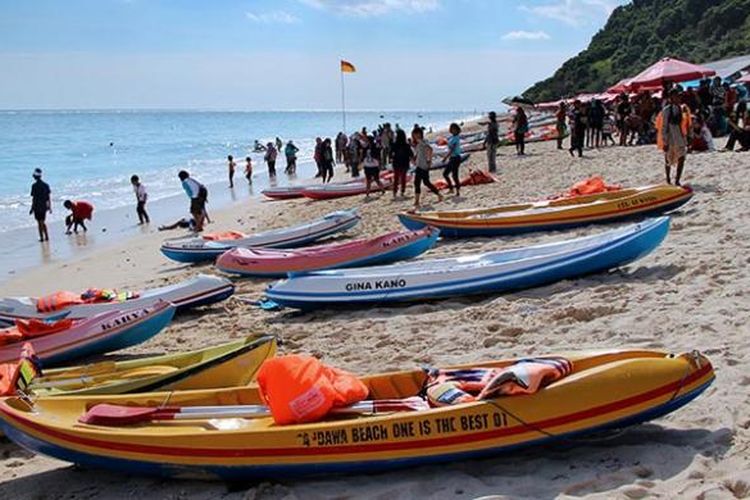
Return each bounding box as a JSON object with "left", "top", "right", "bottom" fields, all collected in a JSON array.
[
  {"left": 0, "top": 343, "right": 41, "bottom": 396},
  {"left": 425, "top": 357, "right": 573, "bottom": 407},
  {"left": 549, "top": 176, "right": 621, "bottom": 200},
  {"left": 203, "top": 231, "right": 245, "bottom": 241},
  {"left": 257, "top": 355, "right": 369, "bottom": 425},
  {"left": 435, "top": 170, "right": 497, "bottom": 191}
]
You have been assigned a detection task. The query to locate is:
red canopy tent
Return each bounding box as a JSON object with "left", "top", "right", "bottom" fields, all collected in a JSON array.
[
  {"left": 626, "top": 57, "right": 716, "bottom": 91},
  {"left": 606, "top": 77, "right": 633, "bottom": 94}
]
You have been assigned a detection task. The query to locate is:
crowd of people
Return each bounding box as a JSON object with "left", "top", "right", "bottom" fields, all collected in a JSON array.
[{"left": 553, "top": 78, "right": 750, "bottom": 185}]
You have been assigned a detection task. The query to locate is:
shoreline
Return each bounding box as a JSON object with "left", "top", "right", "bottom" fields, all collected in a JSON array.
[{"left": 0, "top": 157, "right": 325, "bottom": 286}]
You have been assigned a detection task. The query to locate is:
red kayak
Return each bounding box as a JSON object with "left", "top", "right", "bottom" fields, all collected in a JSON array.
[
  {"left": 301, "top": 176, "right": 396, "bottom": 200},
  {"left": 216, "top": 227, "right": 439, "bottom": 277}
]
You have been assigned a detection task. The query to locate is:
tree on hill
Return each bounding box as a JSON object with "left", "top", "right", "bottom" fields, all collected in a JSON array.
[{"left": 523, "top": 0, "right": 750, "bottom": 102}]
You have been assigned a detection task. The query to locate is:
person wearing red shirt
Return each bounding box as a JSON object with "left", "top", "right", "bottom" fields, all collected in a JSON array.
[{"left": 63, "top": 199, "right": 94, "bottom": 234}]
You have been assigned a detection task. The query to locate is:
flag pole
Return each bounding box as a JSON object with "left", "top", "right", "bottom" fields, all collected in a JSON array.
[{"left": 340, "top": 66, "right": 347, "bottom": 134}]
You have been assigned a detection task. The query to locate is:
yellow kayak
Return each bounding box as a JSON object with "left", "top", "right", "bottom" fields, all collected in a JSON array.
[
  {"left": 25, "top": 335, "right": 277, "bottom": 397},
  {"left": 0, "top": 349, "right": 713, "bottom": 480},
  {"left": 398, "top": 184, "right": 693, "bottom": 236}
]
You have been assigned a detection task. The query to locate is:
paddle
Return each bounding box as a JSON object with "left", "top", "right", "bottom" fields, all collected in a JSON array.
[{"left": 79, "top": 397, "right": 430, "bottom": 426}]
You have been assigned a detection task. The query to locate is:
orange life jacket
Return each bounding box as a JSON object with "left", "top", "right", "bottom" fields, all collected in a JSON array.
[
  {"left": 0, "top": 343, "right": 40, "bottom": 396},
  {"left": 0, "top": 318, "right": 74, "bottom": 346},
  {"left": 36, "top": 291, "right": 84, "bottom": 313},
  {"left": 656, "top": 105, "right": 692, "bottom": 151},
  {"left": 257, "top": 355, "right": 369, "bottom": 425}
]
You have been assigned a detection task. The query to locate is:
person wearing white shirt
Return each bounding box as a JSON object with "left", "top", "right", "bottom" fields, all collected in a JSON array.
[{"left": 130, "top": 175, "right": 149, "bottom": 224}]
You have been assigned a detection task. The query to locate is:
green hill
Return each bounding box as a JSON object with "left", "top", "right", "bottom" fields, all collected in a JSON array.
[{"left": 523, "top": 0, "right": 750, "bottom": 102}]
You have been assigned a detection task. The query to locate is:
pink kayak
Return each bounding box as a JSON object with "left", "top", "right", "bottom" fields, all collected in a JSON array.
[
  {"left": 301, "top": 176, "right": 396, "bottom": 200},
  {"left": 215, "top": 227, "right": 440, "bottom": 277}
]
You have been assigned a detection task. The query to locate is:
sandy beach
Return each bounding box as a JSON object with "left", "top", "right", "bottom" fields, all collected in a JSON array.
[{"left": 1, "top": 137, "right": 749, "bottom": 499}]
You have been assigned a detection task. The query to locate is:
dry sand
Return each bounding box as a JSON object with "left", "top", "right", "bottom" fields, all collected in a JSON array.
[{"left": 1, "top": 138, "right": 749, "bottom": 499}]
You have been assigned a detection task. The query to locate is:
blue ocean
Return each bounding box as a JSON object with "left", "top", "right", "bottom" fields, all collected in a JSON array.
[
  {"left": 0, "top": 110, "right": 469, "bottom": 234},
  {"left": 0, "top": 110, "right": 471, "bottom": 280}
]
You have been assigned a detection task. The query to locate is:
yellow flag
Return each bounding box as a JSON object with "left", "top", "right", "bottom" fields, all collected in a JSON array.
[{"left": 340, "top": 60, "right": 356, "bottom": 73}]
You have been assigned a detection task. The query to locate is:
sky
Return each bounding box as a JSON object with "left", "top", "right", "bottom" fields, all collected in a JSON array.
[{"left": 0, "top": 0, "right": 628, "bottom": 110}]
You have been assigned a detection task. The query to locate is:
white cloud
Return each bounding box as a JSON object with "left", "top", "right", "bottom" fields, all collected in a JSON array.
[
  {"left": 502, "top": 30, "right": 551, "bottom": 41},
  {"left": 245, "top": 10, "right": 300, "bottom": 24},
  {"left": 299, "top": 0, "right": 439, "bottom": 17},
  {"left": 519, "top": 0, "right": 623, "bottom": 27}
]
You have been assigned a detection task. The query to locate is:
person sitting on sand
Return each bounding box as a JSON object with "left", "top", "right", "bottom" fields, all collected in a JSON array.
[
  {"left": 29, "top": 168, "right": 51, "bottom": 242},
  {"left": 441, "top": 123, "right": 463, "bottom": 197},
  {"left": 158, "top": 216, "right": 195, "bottom": 232},
  {"left": 178, "top": 170, "right": 207, "bottom": 232},
  {"left": 285, "top": 141, "right": 299, "bottom": 175},
  {"left": 130, "top": 175, "right": 149, "bottom": 224},
  {"left": 725, "top": 110, "right": 750, "bottom": 152},
  {"left": 244, "top": 157, "right": 253, "bottom": 184},
  {"left": 412, "top": 127, "right": 442, "bottom": 208},
  {"left": 63, "top": 199, "right": 94, "bottom": 234},
  {"left": 227, "top": 155, "right": 236, "bottom": 188},
  {"left": 362, "top": 137, "right": 384, "bottom": 198},
  {"left": 690, "top": 116, "right": 715, "bottom": 152}
]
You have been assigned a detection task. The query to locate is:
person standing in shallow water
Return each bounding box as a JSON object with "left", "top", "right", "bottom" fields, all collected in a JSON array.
[
  {"left": 30, "top": 168, "right": 51, "bottom": 242},
  {"left": 227, "top": 155, "right": 236, "bottom": 188},
  {"left": 130, "top": 175, "right": 149, "bottom": 225}
]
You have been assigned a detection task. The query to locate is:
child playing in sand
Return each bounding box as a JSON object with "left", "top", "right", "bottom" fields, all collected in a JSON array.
[{"left": 63, "top": 199, "right": 94, "bottom": 234}]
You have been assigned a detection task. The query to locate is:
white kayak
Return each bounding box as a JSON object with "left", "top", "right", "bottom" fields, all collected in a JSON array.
[
  {"left": 265, "top": 217, "right": 669, "bottom": 309},
  {"left": 160, "top": 209, "right": 361, "bottom": 263},
  {"left": 0, "top": 275, "right": 234, "bottom": 322}
]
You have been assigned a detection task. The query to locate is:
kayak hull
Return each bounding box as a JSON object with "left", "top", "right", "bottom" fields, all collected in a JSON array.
[
  {"left": 0, "top": 275, "right": 233, "bottom": 322},
  {"left": 160, "top": 210, "right": 361, "bottom": 263},
  {"left": 0, "top": 302, "right": 175, "bottom": 366},
  {"left": 0, "top": 350, "right": 714, "bottom": 480},
  {"left": 398, "top": 185, "right": 692, "bottom": 237},
  {"left": 265, "top": 217, "right": 669, "bottom": 309},
  {"left": 216, "top": 228, "right": 439, "bottom": 277}
]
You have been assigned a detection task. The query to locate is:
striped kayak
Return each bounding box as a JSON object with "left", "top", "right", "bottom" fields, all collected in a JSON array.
[
  {"left": 160, "top": 209, "right": 361, "bottom": 263},
  {"left": 0, "top": 302, "right": 175, "bottom": 366},
  {"left": 265, "top": 217, "right": 669, "bottom": 309},
  {"left": 399, "top": 184, "right": 692, "bottom": 237},
  {"left": 301, "top": 180, "right": 394, "bottom": 200},
  {"left": 0, "top": 275, "right": 233, "bottom": 322},
  {"left": 216, "top": 228, "right": 440, "bottom": 278},
  {"left": 0, "top": 349, "right": 713, "bottom": 480},
  {"left": 25, "top": 335, "right": 277, "bottom": 397}
]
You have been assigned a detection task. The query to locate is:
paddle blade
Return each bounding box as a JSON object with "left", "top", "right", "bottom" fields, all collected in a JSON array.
[{"left": 79, "top": 403, "right": 170, "bottom": 426}]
